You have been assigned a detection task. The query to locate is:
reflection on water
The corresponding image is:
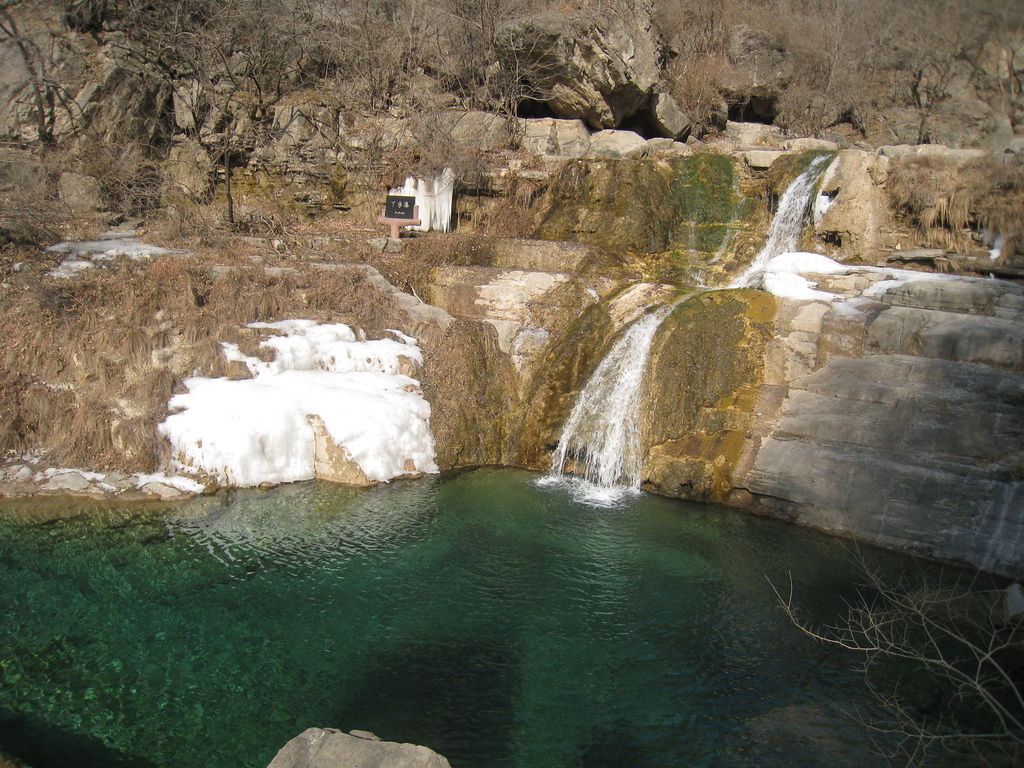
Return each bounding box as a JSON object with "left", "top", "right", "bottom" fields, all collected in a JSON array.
[{"left": 0, "top": 469, "right": 946, "bottom": 768}]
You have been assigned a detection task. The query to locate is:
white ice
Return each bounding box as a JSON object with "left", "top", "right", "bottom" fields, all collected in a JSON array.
[
  {"left": 812, "top": 155, "right": 840, "bottom": 224},
  {"left": 391, "top": 167, "right": 455, "bottom": 233},
  {"left": 46, "top": 238, "right": 175, "bottom": 278},
  {"left": 159, "top": 320, "right": 438, "bottom": 488}
]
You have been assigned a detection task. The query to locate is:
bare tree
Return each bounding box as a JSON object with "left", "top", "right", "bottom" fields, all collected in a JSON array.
[
  {"left": 0, "top": 0, "right": 81, "bottom": 143},
  {"left": 109, "top": 0, "right": 311, "bottom": 224},
  {"left": 772, "top": 565, "right": 1024, "bottom": 767}
]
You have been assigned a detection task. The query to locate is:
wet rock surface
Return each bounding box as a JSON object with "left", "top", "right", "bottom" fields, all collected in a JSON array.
[
  {"left": 642, "top": 270, "right": 1024, "bottom": 577},
  {"left": 0, "top": 458, "right": 203, "bottom": 500}
]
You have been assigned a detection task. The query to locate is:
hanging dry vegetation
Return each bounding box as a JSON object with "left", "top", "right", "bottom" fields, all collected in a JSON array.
[{"left": 886, "top": 155, "right": 1024, "bottom": 257}]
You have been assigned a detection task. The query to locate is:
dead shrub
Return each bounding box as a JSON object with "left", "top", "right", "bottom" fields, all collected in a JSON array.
[
  {"left": 0, "top": 146, "right": 68, "bottom": 245},
  {"left": 302, "top": 267, "right": 399, "bottom": 333},
  {"left": 370, "top": 234, "right": 490, "bottom": 299},
  {"left": 73, "top": 135, "right": 163, "bottom": 217},
  {"left": 664, "top": 53, "right": 731, "bottom": 129},
  {"left": 162, "top": 200, "right": 223, "bottom": 240},
  {"left": 473, "top": 181, "right": 546, "bottom": 238},
  {"left": 887, "top": 155, "right": 1024, "bottom": 257},
  {"left": 110, "top": 417, "right": 161, "bottom": 471},
  {"left": 656, "top": 0, "right": 733, "bottom": 127}
]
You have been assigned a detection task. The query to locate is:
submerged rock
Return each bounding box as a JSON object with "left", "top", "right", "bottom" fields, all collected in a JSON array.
[{"left": 267, "top": 728, "right": 451, "bottom": 768}]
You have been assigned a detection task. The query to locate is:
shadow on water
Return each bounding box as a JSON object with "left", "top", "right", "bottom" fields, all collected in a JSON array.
[
  {"left": 0, "top": 708, "right": 157, "bottom": 768},
  {"left": 329, "top": 639, "right": 517, "bottom": 767}
]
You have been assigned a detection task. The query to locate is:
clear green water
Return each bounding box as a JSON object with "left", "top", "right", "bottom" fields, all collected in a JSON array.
[{"left": 0, "top": 468, "right": 919, "bottom": 767}]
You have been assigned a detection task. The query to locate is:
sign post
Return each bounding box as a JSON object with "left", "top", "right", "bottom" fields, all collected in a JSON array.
[{"left": 379, "top": 194, "right": 420, "bottom": 239}]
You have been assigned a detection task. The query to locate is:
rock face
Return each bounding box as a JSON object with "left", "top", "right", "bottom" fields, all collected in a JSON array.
[
  {"left": 306, "top": 415, "right": 373, "bottom": 486},
  {"left": 722, "top": 25, "right": 792, "bottom": 122},
  {"left": 426, "top": 265, "right": 611, "bottom": 375},
  {"left": 874, "top": 61, "right": 1014, "bottom": 149},
  {"left": 499, "top": 0, "right": 664, "bottom": 129},
  {"left": 520, "top": 117, "right": 591, "bottom": 158},
  {"left": 812, "top": 149, "right": 892, "bottom": 260},
  {"left": 57, "top": 172, "right": 104, "bottom": 213},
  {"left": 267, "top": 728, "right": 451, "bottom": 768},
  {"left": 646, "top": 91, "right": 692, "bottom": 140},
  {"left": 536, "top": 155, "right": 748, "bottom": 259},
  {"left": 586, "top": 129, "right": 647, "bottom": 158},
  {"left": 419, "top": 239, "right": 627, "bottom": 467},
  {"left": 641, "top": 271, "right": 1024, "bottom": 577},
  {"left": 162, "top": 138, "right": 213, "bottom": 202}
]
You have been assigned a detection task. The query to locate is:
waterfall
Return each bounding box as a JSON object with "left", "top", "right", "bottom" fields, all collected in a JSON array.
[
  {"left": 731, "top": 154, "right": 833, "bottom": 288},
  {"left": 544, "top": 303, "right": 676, "bottom": 505}
]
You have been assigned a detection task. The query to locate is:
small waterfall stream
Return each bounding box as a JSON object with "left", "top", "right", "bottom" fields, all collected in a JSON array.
[
  {"left": 543, "top": 155, "right": 833, "bottom": 506},
  {"left": 544, "top": 303, "right": 677, "bottom": 505},
  {"left": 730, "top": 154, "right": 833, "bottom": 288}
]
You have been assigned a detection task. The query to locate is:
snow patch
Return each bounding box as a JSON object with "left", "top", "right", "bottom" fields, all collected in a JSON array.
[
  {"left": 49, "top": 259, "right": 96, "bottom": 279},
  {"left": 133, "top": 472, "right": 205, "bottom": 494},
  {"left": 46, "top": 238, "right": 177, "bottom": 279},
  {"left": 762, "top": 271, "right": 835, "bottom": 300},
  {"left": 386, "top": 328, "right": 417, "bottom": 345},
  {"left": 46, "top": 238, "right": 172, "bottom": 260},
  {"left": 753, "top": 252, "right": 845, "bottom": 300},
  {"left": 159, "top": 320, "right": 438, "bottom": 488}
]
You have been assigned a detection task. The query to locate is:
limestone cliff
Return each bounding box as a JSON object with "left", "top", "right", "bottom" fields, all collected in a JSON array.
[{"left": 640, "top": 274, "right": 1024, "bottom": 577}]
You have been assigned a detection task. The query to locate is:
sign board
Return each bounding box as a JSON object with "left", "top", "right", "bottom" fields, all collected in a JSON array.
[{"left": 385, "top": 195, "right": 417, "bottom": 220}]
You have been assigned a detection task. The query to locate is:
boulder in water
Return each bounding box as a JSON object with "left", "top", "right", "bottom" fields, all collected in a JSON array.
[{"left": 267, "top": 728, "right": 451, "bottom": 768}]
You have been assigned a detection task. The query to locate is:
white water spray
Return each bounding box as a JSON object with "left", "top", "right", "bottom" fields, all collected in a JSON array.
[
  {"left": 545, "top": 303, "right": 676, "bottom": 505},
  {"left": 731, "top": 154, "right": 834, "bottom": 288}
]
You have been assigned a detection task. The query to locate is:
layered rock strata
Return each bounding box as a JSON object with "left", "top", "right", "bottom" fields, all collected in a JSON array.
[{"left": 641, "top": 272, "right": 1024, "bottom": 577}]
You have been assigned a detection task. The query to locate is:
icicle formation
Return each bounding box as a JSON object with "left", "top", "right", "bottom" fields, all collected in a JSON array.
[
  {"left": 391, "top": 167, "right": 455, "bottom": 232},
  {"left": 549, "top": 304, "right": 676, "bottom": 502},
  {"left": 731, "top": 154, "right": 834, "bottom": 288}
]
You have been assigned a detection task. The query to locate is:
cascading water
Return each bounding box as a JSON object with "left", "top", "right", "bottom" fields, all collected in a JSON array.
[
  {"left": 544, "top": 303, "right": 677, "bottom": 505},
  {"left": 543, "top": 156, "right": 834, "bottom": 505},
  {"left": 730, "top": 154, "right": 834, "bottom": 288}
]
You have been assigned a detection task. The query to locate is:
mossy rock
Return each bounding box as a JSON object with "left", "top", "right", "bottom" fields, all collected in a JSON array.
[
  {"left": 535, "top": 156, "right": 753, "bottom": 261},
  {"left": 640, "top": 289, "right": 777, "bottom": 502}
]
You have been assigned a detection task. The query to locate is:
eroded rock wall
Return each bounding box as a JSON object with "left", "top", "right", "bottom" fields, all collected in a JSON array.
[{"left": 638, "top": 275, "right": 1024, "bottom": 577}]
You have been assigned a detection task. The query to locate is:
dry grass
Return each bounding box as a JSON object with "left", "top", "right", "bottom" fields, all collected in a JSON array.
[
  {"left": 0, "top": 253, "right": 401, "bottom": 472},
  {"left": 368, "top": 234, "right": 495, "bottom": 299},
  {"left": 887, "top": 155, "right": 1024, "bottom": 258}
]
